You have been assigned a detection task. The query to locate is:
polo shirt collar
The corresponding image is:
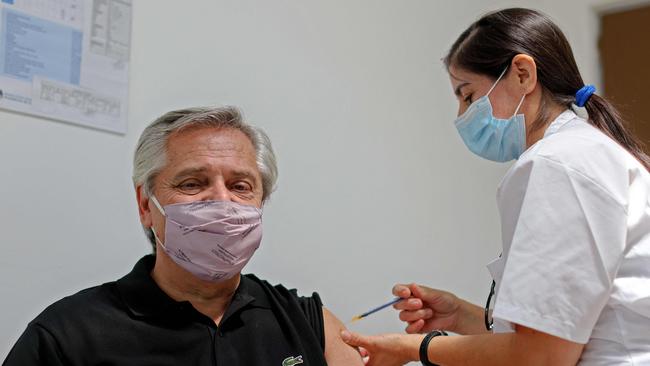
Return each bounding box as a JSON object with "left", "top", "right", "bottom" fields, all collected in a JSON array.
[{"left": 116, "top": 255, "right": 270, "bottom": 321}]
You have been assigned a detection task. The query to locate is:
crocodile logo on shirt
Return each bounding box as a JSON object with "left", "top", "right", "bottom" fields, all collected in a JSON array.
[{"left": 282, "top": 355, "right": 304, "bottom": 366}]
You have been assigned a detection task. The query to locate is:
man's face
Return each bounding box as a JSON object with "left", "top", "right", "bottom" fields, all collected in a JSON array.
[{"left": 137, "top": 126, "right": 263, "bottom": 243}]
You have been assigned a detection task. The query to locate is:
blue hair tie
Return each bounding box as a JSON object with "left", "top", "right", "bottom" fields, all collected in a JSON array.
[{"left": 575, "top": 84, "right": 596, "bottom": 107}]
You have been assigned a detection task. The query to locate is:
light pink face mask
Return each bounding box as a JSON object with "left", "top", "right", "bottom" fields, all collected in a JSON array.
[{"left": 150, "top": 196, "right": 263, "bottom": 282}]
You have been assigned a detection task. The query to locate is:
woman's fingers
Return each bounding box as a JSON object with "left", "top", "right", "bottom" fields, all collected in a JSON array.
[
  {"left": 394, "top": 283, "right": 440, "bottom": 308},
  {"left": 392, "top": 284, "right": 411, "bottom": 298},
  {"left": 405, "top": 319, "right": 425, "bottom": 334},
  {"left": 358, "top": 347, "right": 370, "bottom": 365},
  {"left": 392, "top": 285, "right": 422, "bottom": 311},
  {"left": 399, "top": 308, "right": 433, "bottom": 322},
  {"left": 358, "top": 347, "right": 369, "bottom": 358},
  {"left": 393, "top": 297, "right": 423, "bottom": 311}
]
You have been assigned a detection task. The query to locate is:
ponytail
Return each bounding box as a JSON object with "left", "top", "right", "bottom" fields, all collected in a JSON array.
[{"left": 583, "top": 94, "right": 650, "bottom": 172}]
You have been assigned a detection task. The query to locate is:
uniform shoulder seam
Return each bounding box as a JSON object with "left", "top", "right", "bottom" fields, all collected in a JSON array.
[{"left": 536, "top": 154, "right": 628, "bottom": 214}]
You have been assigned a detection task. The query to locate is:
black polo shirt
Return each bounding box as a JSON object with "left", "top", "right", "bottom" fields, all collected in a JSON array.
[{"left": 3, "top": 255, "right": 327, "bottom": 366}]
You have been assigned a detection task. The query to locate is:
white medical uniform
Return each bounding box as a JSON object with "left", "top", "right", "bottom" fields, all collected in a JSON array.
[{"left": 488, "top": 109, "right": 650, "bottom": 365}]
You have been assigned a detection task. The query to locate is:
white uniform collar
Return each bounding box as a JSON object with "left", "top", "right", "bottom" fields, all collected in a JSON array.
[{"left": 543, "top": 109, "right": 578, "bottom": 138}]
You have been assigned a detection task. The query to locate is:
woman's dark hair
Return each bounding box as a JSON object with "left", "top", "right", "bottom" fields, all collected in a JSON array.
[{"left": 444, "top": 8, "right": 650, "bottom": 171}]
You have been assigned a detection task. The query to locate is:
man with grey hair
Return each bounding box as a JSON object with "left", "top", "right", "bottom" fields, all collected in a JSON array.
[{"left": 3, "top": 106, "right": 363, "bottom": 366}]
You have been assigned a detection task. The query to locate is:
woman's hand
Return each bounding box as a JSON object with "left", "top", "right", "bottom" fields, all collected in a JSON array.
[
  {"left": 340, "top": 330, "right": 423, "bottom": 366},
  {"left": 393, "top": 283, "right": 463, "bottom": 334}
]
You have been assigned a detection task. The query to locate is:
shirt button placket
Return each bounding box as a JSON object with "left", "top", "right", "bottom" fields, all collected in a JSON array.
[{"left": 207, "top": 326, "right": 218, "bottom": 365}]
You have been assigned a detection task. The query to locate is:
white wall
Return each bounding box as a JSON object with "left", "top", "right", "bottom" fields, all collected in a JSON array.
[{"left": 0, "top": 0, "right": 613, "bottom": 358}]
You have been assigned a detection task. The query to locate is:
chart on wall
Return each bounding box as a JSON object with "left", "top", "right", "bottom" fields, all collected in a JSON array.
[{"left": 0, "top": 0, "right": 131, "bottom": 134}]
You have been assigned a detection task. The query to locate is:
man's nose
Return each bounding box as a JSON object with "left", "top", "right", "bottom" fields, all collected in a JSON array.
[{"left": 205, "top": 181, "right": 232, "bottom": 201}]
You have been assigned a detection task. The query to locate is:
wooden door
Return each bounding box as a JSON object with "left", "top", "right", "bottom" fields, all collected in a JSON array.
[{"left": 599, "top": 4, "right": 650, "bottom": 151}]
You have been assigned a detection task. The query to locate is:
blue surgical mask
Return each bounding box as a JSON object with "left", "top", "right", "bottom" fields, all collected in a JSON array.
[{"left": 454, "top": 68, "right": 527, "bottom": 162}]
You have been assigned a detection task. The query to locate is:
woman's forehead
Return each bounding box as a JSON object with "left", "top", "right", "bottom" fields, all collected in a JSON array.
[{"left": 448, "top": 65, "right": 479, "bottom": 82}]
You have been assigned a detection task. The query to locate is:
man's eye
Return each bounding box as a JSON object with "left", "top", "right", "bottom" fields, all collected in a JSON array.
[
  {"left": 231, "top": 182, "right": 252, "bottom": 192},
  {"left": 464, "top": 94, "right": 473, "bottom": 104},
  {"left": 177, "top": 180, "right": 202, "bottom": 192}
]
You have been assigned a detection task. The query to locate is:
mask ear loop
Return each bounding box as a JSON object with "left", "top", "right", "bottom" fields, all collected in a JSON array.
[
  {"left": 149, "top": 195, "right": 169, "bottom": 251},
  {"left": 485, "top": 67, "right": 509, "bottom": 97},
  {"left": 151, "top": 228, "right": 168, "bottom": 252},
  {"left": 512, "top": 94, "right": 526, "bottom": 117},
  {"left": 486, "top": 66, "right": 526, "bottom": 118},
  {"left": 150, "top": 195, "right": 166, "bottom": 217}
]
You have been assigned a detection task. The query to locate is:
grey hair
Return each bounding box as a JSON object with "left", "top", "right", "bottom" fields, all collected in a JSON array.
[{"left": 132, "top": 106, "right": 278, "bottom": 250}]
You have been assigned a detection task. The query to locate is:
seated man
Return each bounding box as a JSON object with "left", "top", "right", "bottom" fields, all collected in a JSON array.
[{"left": 3, "top": 106, "right": 362, "bottom": 366}]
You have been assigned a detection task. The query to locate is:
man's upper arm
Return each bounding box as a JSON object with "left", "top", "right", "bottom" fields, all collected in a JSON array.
[
  {"left": 3, "top": 324, "right": 65, "bottom": 366},
  {"left": 322, "top": 308, "right": 364, "bottom": 366}
]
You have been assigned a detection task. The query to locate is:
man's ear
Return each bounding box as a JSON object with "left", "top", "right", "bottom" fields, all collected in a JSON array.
[
  {"left": 510, "top": 54, "right": 538, "bottom": 95},
  {"left": 136, "top": 185, "right": 153, "bottom": 228}
]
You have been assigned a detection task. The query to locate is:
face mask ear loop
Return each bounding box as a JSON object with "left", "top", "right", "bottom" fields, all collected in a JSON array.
[
  {"left": 512, "top": 94, "right": 526, "bottom": 117},
  {"left": 151, "top": 227, "right": 169, "bottom": 252},
  {"left": 485, "top": 67, "right": 509, "bottom": 97},
  {"left": 149, "top": 195, "right": 169, "bottom": 251},
  {"left": 149, "top": 195, "right": 166, "bottom": 217}
]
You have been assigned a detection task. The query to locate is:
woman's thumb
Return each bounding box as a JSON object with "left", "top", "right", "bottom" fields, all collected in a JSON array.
[
  {"left": 410, "top": 283, "right": 433, "bottom": 301},
  {"left": 340, "top": 330, "right": 369, "bottom": 348}
]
